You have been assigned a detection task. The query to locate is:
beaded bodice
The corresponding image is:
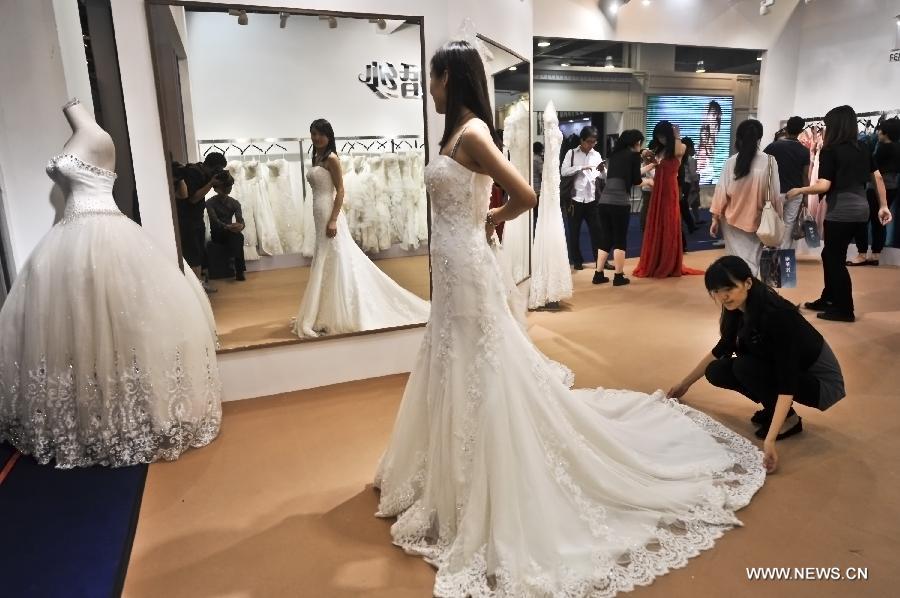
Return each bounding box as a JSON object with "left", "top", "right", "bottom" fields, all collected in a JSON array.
[{"left": 46, "top": 154, "right": 120, "bottom": 221}]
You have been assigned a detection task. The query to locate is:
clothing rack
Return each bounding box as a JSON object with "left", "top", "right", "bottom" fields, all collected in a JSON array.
[
  {"left": 299, "top": 134, "right": 424, "bottom": 200},
  {"left": 801, "top": 109, "right": 900, "bottom": 123}
]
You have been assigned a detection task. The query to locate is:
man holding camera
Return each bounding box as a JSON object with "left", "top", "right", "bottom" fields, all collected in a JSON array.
[{"left": 174, "top": 152, "right": 228, "bottom": 292}]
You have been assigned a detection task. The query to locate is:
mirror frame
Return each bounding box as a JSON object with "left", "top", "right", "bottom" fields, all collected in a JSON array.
[
  {"left": 476, "top": 33, "right": 532, "bottom": 283},
  {"left": 145, "top": 0, "right": 431, "bottom": 353}
]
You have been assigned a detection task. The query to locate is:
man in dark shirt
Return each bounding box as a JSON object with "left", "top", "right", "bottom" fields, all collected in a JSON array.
[
  {"left": 206, "top": 173, "right": 246, "bottom": 281},
  {"left": 175, "top": 152, "right": 228, "bottom": 287},
  {"left": 764, "top": 116, "right": 810, "bottom": 249}
]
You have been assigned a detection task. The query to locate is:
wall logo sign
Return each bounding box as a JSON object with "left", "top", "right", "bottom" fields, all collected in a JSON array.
[{"left": 359, "top": 62, "right": 422, "bottom": 99}]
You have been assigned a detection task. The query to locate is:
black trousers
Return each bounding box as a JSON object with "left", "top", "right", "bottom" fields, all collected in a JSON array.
[
  {"left": 889, "top": 187, "right": 900, "bottom": 247},
  {"left": 705, "top": 354, "right": 820, "bottom": 412},
  {"left": 179, "top": 222, "right": 206, "bottom": 268},
  {"left": 680, "top": 183, "right": 697, "bottom": 232},
  {"left": 596, "top": 204, "right": 630, "bottom": 251},
  {"left": 854, "top": 188, "right": 886, "bottom": 254},
  {"left": 820, "top": 219, "right": 866, "bottom": 315},
  {"left": 211, "top": 228, "right": 246, "bottom": 274},
  {"left": 567, "top": 199, "right": 602, "bottom": 265}
]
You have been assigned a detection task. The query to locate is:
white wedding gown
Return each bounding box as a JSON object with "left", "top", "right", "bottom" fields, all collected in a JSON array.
[
  {"left": 0, "top": 153, "right": 222, "bottom": 468},
  {"left": 375, "top": 148, "right": 766, "bottom": 597},
  {"left": 529, "top": 101, "right": 574, "bottom": 309},
  {"left": 291, "top": 166, "right": 430, "bottom": 337}
]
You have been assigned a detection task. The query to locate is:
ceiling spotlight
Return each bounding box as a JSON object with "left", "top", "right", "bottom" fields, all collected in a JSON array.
[
  {"left": 319, "top": 15, "right": 338, "bottom": 29},
  {"left": 695, "top": 60, "right": 706, "bottom": 73},
  {"left": 756, "top": 52, "right": 763, "bottom": 61},
  {"left": 642, "top": 0, "right": 651, "bottom": 5},
  {"left": 537, "top": 40, "right": 551, "bottom": 47},
  {"left": 610, "top": 2, "right": 620, "bottom": 15},
  {"left": 604, "top": 55, "right": 614, "bottom": 68},
  {"left": 228, "top": 9, "right": 248, "bottom": 25},
  {"left": 508, "top": 66, "right": 517, "bottom": 71},
  {"left": 759, "top": 0, "right": 775, "bottom": 16},
  {"left": 369, "top": 18, "right": 387, "bottom": 30},
  {"left": 279, "top": 12, "right": 289, "bottom": 29},
  {"left": 561, "top": 62, "right": 571, "bottom": 67}
]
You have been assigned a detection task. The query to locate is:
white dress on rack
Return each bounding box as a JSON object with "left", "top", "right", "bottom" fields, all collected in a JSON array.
[
  {"left": 412, "top": 152, "right": 429, "bottom": 244},
  {"left": 228, "top": 160, "right": 260, "bottom": 262},
  {"left": 0, "top": 153, "right": 222, "bottom": 468},
  {"left": 300, "top": 160, "right": 318, "bottom": 258},
  {"left": 374, "top": 141, "right": 765, "bottom": 597},
  {"left": 529, "top": 101, "right": 574, "bottom": 309},
  {"left": 398, "top": 153, "right": 422, "bottom": 250},
  {"left": 291, "top": 166, "right": 431, "bottom": 337},
  {"left": 266, "top": 159, "right": 305, "bottom": 254},
  {"left": 501, "top": 101, "right": 532, "bottom": 282},
  {"left": 243, "top": 160, "right": 283, "bottom": 256},
  {"left": 384, "top": 153, "right": 406, "bottom": 245},
  {"left": 367, "top": 155, "right": 394, "bottom": 252}
]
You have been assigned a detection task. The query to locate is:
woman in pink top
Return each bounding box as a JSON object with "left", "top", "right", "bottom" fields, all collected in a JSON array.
[{"left": 710, "top": 119, "right": 782, "bottom": 276}]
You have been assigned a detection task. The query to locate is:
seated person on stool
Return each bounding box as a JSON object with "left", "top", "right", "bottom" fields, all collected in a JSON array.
[{"left": 206, "top": 173, "right": 247, "bottom": 281}]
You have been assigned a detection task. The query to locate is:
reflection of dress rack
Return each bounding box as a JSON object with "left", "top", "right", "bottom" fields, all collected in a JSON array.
[
  {"left": 299, "top": 135, "right": 428, "bottom": 253},
  {"left": 198, "top": 138, "right": 306, "bottom": 259}
]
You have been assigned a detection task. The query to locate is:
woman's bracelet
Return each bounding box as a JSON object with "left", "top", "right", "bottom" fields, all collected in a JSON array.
[{"left": 485, "top": 210, "right": 498, "bottom": 227}]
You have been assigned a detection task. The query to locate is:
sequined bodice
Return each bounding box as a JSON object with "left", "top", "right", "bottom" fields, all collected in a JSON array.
[
  {"left": 46, "top": 154, "right": 120, "bottom": 220},
  {"left": 425, "top": 156, "right": 493, "bottom": 252}
]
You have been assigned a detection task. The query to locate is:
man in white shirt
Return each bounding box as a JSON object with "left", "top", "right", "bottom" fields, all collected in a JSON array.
[{"left": 561, "top": 126, "right": 603, "bottom": 269}]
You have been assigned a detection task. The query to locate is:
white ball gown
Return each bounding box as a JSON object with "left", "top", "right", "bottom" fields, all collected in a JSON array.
[
  {"left": 0, "top": 153, "right": 222, "bottom": 468},
  {"left": 375, "top": 137, "right": 766, "bottom": 597},
  {"left": 291, "top": 165, "right": 430, "bottom": 338},
  {"left": 529, "top": 101, "right": 574, "bottom": 309}
]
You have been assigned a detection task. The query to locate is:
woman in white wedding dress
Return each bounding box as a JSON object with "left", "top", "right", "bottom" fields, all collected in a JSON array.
[
  {"left": 291, "top": 119, "right": 430, "bottom": 338},
  {"left": 0, "top": 99, "right": 221, "bottom": 468},
  {"left": 374, "top": 41, "right": 766, "bottom": 597},
  {"left": 529, "top": 101, "right": 574, "bottom": 309}
]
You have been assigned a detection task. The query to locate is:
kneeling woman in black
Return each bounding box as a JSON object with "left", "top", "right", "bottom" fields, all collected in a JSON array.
[{"left": 669, "top": 255, "right": 845, "bottom": 473}]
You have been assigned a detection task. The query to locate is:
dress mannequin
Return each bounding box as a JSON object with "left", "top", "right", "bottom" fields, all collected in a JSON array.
[{"left": 61, "top": 99, "right": 115, "bottom": 172}]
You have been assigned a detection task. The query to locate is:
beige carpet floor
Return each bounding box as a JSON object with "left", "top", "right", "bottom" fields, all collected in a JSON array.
[{"left": 124, "top": 251, "right": 900, "bottom": 597}]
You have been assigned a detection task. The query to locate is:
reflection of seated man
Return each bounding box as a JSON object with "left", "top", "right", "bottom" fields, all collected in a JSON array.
[{"left": 206, "top": 173, "right": 246, "bottom": 281}]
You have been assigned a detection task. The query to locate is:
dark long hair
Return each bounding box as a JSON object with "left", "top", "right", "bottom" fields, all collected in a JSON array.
[
  {"left": 823, "top": 105, "right": 858, "bottom": 148},
  {"left": 310, "top": 118, "right": 337, "bottom": 165},
  {"left": 430, "top": 40, "right": 500, "bottom": 149},
  {"left": 612, "top": 129, "right": 645, "bottom": 154},
  {"left": 704, "top": 256, "right": 796, "bottom": 341},
  {"left": 682, "top": 136, "right": 695, "bottom": 157},
  {"left": 734, "top": 119, "right": 763, "bottom": 179},
  {"left": 650, "top": 121, "right": 677, "bottom": 159}
]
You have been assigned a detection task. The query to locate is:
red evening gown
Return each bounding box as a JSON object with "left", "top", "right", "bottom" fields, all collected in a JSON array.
[{"left": 633, "top": 157, "right": 704, "bottom": 278}]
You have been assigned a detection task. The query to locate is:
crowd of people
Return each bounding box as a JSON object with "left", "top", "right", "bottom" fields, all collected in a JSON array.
[{"left": 535, "top": 106, "right": 898, "bottom": 324}]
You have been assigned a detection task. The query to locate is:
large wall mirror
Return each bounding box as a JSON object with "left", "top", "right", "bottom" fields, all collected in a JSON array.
[
  {"left": 478, "top": 35, "right": 532, "bottom": 285},
  {"left": 147, "top": 2, "right": 430, "bottom": 351}
]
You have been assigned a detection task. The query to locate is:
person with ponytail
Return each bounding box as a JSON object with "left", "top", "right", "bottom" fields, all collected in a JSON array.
[
  {"left": 710, "top": 119, "right": 782, "bottom": 276},
  {"left": 669, "top": 256, "right": 846, "bottom": 474}
]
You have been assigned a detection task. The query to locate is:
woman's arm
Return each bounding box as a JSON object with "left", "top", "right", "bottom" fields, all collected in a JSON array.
[
  {"left": 786, "top": 178, "right": 831, "bottom": 199},
  {"left": 668, "top": 352, "right": 717, "bottom": 399},
  {"left": 324, "top": 154, "right": 345, "bottom": 238},
  {"left": 763, "top": 394, "right": 794, "bottom": 473},
  {"left": 871, "top": 170, "right": 892, "bottom": 225},
  {"left": 460, "top": 123, "right": 537, "bottom": 226}
]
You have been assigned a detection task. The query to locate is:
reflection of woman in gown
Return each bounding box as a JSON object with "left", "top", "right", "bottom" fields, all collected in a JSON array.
[
  {"left": 375, "top": 41, "right": 764, "bottom": 598},
  {"left": 291, "top": 119, "right": 430, "bottom": 338},
  {"left": 634, "top": 121, "right": 704, "bottom": 278}
]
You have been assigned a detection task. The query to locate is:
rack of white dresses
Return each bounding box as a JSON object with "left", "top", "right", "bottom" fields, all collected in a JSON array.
[{"left": 198, "top": 135, "right": 425, "bottom": 202}]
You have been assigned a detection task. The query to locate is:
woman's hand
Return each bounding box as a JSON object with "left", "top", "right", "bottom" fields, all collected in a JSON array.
[
  {"left": 709, "top": 218, "right": 720, "bottom": 238},
  {"left": 485, "top": 208, "right": 498, "bottom": 244},
  {"left": 667, "top": 380, "right": 692, "bottom": 400},
  {"left": 763, "top": 440, "right": 778, "bottom": 473},
  {"left": 785, "top": 188, "right": 803, "bottom": 200},
  {"left": 326, "top": 219, "right": 338, "bottom": 238},
  {"left": 879, "top": 206, "right": 893, "bottom": 226}
]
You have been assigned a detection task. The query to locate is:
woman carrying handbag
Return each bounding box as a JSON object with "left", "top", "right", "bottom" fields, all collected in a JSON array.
[{"left": 710, "top": 119, "right": 783, "bottom": 277}]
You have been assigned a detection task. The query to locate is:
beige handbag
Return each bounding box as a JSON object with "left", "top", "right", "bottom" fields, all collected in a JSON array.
[{"left": 756, "top": 155, "right": 785, "bottom": 247}]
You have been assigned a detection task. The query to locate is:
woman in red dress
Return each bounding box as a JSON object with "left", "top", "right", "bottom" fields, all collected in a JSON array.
[{"left": 634, "top": 121, "right": 704, "bottom": 278}]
